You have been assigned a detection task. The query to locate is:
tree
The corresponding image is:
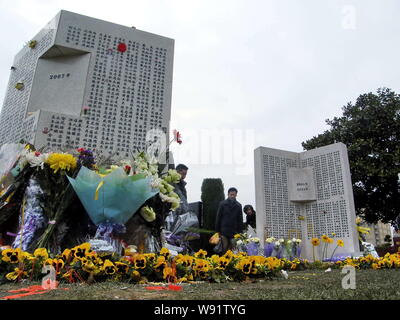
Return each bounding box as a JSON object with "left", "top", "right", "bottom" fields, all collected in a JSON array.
[
  {"left": 201, "top": 178, "right": 225, "bottom": 230},
  {"left": 200, "top": 178, "right": 225, "bottom": 251},
  {"left": 302, "top": 88, "right": 400, "bottom": 225}
]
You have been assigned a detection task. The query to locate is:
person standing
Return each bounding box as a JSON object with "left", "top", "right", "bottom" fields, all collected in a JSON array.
[
  {"left": 215, "top": 187, "right": 244, "bottom": 254},
  {"left": 174, "top": 164, "right": 188, "bottom": 200},
  {"left": 243, "top": 204, "right": 256, "bottom": 229}
]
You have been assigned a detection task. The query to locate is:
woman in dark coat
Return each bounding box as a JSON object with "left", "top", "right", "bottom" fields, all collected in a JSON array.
[{"left": 243, "top": 205, "right": 256, "bottom": 229}]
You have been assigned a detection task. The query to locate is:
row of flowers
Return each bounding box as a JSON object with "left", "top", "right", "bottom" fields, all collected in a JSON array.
[
  {"left": 18, "top": 146, "right": 182, "bottom": 211},
  {"left": 310, "top": 234, "right": 345, "bottom": 261},
  {"left": 2, "top": 243, "right": 399, "bottom": 284}
]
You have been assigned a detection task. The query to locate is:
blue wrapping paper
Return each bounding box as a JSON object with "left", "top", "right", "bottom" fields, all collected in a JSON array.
[{"left": 67, "top": 166, "right": 159, "bottom": 225}]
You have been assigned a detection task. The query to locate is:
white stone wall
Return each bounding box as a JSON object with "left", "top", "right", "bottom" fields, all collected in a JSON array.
[
  {"left": 254, "top": 143, "right": 360, "bottom": 260},
  {"left": 0, "top": 10, "right": 174, "bottom": 159}
]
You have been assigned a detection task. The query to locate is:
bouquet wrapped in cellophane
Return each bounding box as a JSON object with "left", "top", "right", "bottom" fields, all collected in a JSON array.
[{"left": 0, "top": 144, "right": 182, "bottom": 255}]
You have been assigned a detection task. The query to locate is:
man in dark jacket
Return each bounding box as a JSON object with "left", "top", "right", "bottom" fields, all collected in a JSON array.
[
  {"left": 215, "top": 187, "right": 244, "bottom": 254},
  {"left": 174, "top": 164, "right": 188, "bottom": 200}
]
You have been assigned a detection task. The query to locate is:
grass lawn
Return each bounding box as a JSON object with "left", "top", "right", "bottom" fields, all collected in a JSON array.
[{"left": 0, "top": 269, "right": 399, "bottom": 300}]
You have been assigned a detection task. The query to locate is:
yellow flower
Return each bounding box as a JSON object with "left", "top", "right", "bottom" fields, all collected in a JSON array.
[
  {"left": 186, "top": 273, "right": 194, "bottom": 281},
  {"left": 115, "top": 262, "right": 129, "bottom": 274},
  {"left": 321, "top": 235, "right": 330, "bottom": 243},
  {"left": 182, "top": 255, "right": 195, "bottom": 268},
  {"left": 163, "top": 266, "right": 175, "bottom": 280},
  {"left": 174, "top": 254, "right": 188, "bottom": 266},
  {"left": 264, "top": 257, "right": 283, "bottom": 270},
  {"left": 102, "top": 259, "right": 117, "bottom": 275},
  {"left": 6, "top": 268, "right": 28, "bottom": 281},
  {"left": 159, "top": 247, "right": 170, "bottom": 259},
  {"left": 46, "top": 153, "right": 77, "bottom": 173},
  {"left": 193, "top": 259, "right": 211, "bottom": 272},
  {"left": 73, "top": 243, "right": 91, "bottom": 259},
  {"left": 197, "top": 267, "right": 210, "bottom": 279},
  {"left": 210, "top": 254, "right": 220, "bottom": 264},
  {"left": 131, "top": 270, "right": 141, "bottom": 281},
  {"left": 34, "top": 248, "right": 49, "bottom": 260},
  {"left": 217, "top": 257, "right": 230, "bottom": 270},
  {"left": 337, "top": 240, "right": 344, "bottom": 247},
  {"left": 234, "top": 234, "right": 242, "bottom": 239},
  {"left": 2, "top": 248, "right": 22, "bottom": 264},
  {"left": 134, "top": 254, "right": 147, "bottom": 269},
  {"left": 62, "top": 249, "right": 72, "bottom": 262},
  {"left": 82, "top": 261, "right": 99, "bottom": 274},
  {"left": 311, "top": 238, "right": 320, "bottom": 246},
  {"left": 236, "top": 258, "right": 252, "bottom": 274},
  {"left": 177, "top": 277, "right": 188, "bottom": 283},
  {"left": 223, "top": 250, "right": 234, "bottom": 262},
  {"left": 44, "top": 258, "right": 65, "bottom": 273},
  {"left": 194, "top": 249, "right": 207, "bottom": 259},
  {"left": 154, "top": 256, "right": 167, "bottom": 273},
  {"left": 144, "top": 253, "right": 156, "bottom": 264},
  {"left": 371, "top": 263, "right": 380, "bottom": 270}
]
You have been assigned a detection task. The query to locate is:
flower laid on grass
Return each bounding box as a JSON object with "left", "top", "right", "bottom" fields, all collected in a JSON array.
[
  {"left": 102, "top": 260, "right": 117, "bottom": 275},
  {"left": 6, "top": 268, "right": 28, "bottom": 281},
  {"left": 2, "top": 248, "right": 22, "bottom": 264},
  {"left": 0, "top": 243, "right": 399, "bottom": 285},
  {"left": 33, "top": 248, "right": 49, "bottom": 260},
  {"left": 194, "top": 249, "right": 207, "bottom": 259},
  {"left": 134, "top": 255, "right": 147, "bottom": 269}
]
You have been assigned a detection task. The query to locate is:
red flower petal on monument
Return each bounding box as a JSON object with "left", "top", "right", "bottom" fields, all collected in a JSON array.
[{"left": 117, "top": 43, "right": 127, "bottom": 52}]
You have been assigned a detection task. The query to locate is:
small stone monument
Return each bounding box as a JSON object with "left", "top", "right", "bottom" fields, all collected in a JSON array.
[{"left": 254, "top": 142, "right": 360, "bottom": 261}]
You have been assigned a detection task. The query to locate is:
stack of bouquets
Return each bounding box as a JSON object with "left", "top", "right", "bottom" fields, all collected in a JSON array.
[
  {"left": 0, "top": 144, "right": 182, "bottom": 254},
  {"left": 2, "top": 145, "right": 80, "bottom": 252},
  {"left": 233, "top": 233, "right": 261, "bottom": 255},
  {"left": 264, "top": 238, "right": 302, "bottom": 259}
]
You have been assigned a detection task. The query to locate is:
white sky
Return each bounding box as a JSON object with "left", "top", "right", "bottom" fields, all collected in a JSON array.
[{"left": 1, "top": 0, "right": 399, "bottom": 212}]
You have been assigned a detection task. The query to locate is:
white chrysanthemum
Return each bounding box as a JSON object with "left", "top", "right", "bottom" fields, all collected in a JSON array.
[{"left": 25, "top": 152, "right": 49, "bottom": 169}]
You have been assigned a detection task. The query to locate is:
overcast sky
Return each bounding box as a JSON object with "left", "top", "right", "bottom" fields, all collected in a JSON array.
[{"left": 1, "top": 0, "right": 399, "bottom": 213}]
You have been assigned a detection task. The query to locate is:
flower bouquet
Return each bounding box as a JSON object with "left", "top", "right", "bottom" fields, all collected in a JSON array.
[
  {"left": 233, "top": 233, "right": 261, "bottom": 255},
  {"left": 67, "top": 165, "right": 159, "bottom": 253},
  {"left": 264, "top": 237, "right": 276, "bottom": 257},
  {"left": 271, "top": 239, "right": 284, "bottom": 258}
]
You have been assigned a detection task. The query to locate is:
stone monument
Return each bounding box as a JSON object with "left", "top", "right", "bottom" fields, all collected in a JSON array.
[
  {"left": 0, "top": 10, "right": 174, "bottom": 160},
  {"left": 254, "top": 142, "right": 360, "bottom": 260}
]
